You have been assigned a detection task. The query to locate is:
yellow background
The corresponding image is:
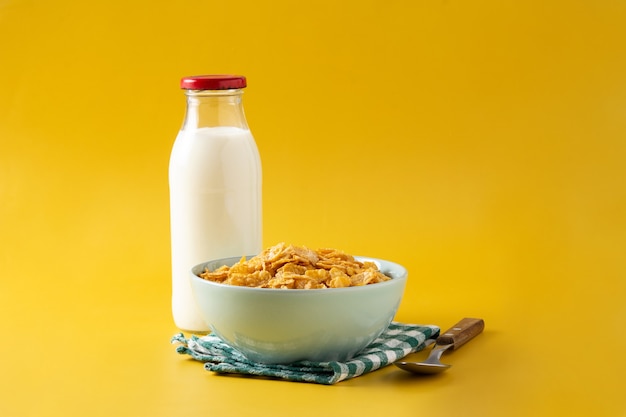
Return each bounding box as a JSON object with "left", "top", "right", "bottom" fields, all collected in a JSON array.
[{"left": 1, "top": 0, "right": 625, "bottom": 416}]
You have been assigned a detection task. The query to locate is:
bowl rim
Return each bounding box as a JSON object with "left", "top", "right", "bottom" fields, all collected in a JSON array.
[{"left": 190, "top": 255, "right": 408, "bottom": 293}]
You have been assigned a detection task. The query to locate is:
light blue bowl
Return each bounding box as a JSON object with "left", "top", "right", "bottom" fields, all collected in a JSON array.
[{"left": 190, "top": 256, "right": 407, "bottom": 364}]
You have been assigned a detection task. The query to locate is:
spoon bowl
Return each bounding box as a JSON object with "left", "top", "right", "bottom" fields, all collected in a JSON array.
[{"left": 394, "top": 361, "right": 450, "bottom": 374}]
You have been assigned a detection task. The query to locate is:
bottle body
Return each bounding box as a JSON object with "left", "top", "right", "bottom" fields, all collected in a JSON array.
[{"left": 169, "top": 77, "right": 262, "bottom": 332}]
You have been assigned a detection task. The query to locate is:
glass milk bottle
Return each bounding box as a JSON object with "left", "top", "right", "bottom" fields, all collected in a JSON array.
[{"left": 169, "top": 75, "right": 262, "bottom": 332}]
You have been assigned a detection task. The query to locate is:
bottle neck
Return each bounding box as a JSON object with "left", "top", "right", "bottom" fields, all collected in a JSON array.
[{"left": 181, "top": 89, "right": 249, "bottom": 130}]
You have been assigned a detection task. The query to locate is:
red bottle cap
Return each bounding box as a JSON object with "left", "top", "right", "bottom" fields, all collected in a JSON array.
[{"left": 180, "top": 75, "right": 247, "bottom": 90}]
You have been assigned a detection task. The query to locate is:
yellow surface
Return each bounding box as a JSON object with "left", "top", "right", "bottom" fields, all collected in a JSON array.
[{"left": 1, "top": 0, "right": 625, "bottom": 416}]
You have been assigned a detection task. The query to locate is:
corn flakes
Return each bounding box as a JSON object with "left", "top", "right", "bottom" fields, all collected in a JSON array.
[{"left": 199, "top": 242, "right": 391, "bottom": 289}]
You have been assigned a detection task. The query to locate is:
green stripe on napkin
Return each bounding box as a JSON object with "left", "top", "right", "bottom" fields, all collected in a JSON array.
[{"left": 171, "top": 322, "right": 439, "bottom": 385}]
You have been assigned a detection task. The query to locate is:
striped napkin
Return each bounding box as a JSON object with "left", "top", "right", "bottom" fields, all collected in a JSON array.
[{"left": 171, "top": 322, "right": 439, "bottom": 384}]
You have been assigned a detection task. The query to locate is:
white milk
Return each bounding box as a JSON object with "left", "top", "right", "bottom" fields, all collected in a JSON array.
[{"left": 169, "top": 126, "right": 262, "bottom": 332}]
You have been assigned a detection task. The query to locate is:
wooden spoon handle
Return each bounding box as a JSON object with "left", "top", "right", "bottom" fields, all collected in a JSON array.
[{"left": 436, "top": 318, "right": 485, "bottom": 350}]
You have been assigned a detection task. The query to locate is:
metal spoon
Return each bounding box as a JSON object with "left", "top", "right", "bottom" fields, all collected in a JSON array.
[{"left": 394, "top": 317, "right": 484, "bottom": 374}]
